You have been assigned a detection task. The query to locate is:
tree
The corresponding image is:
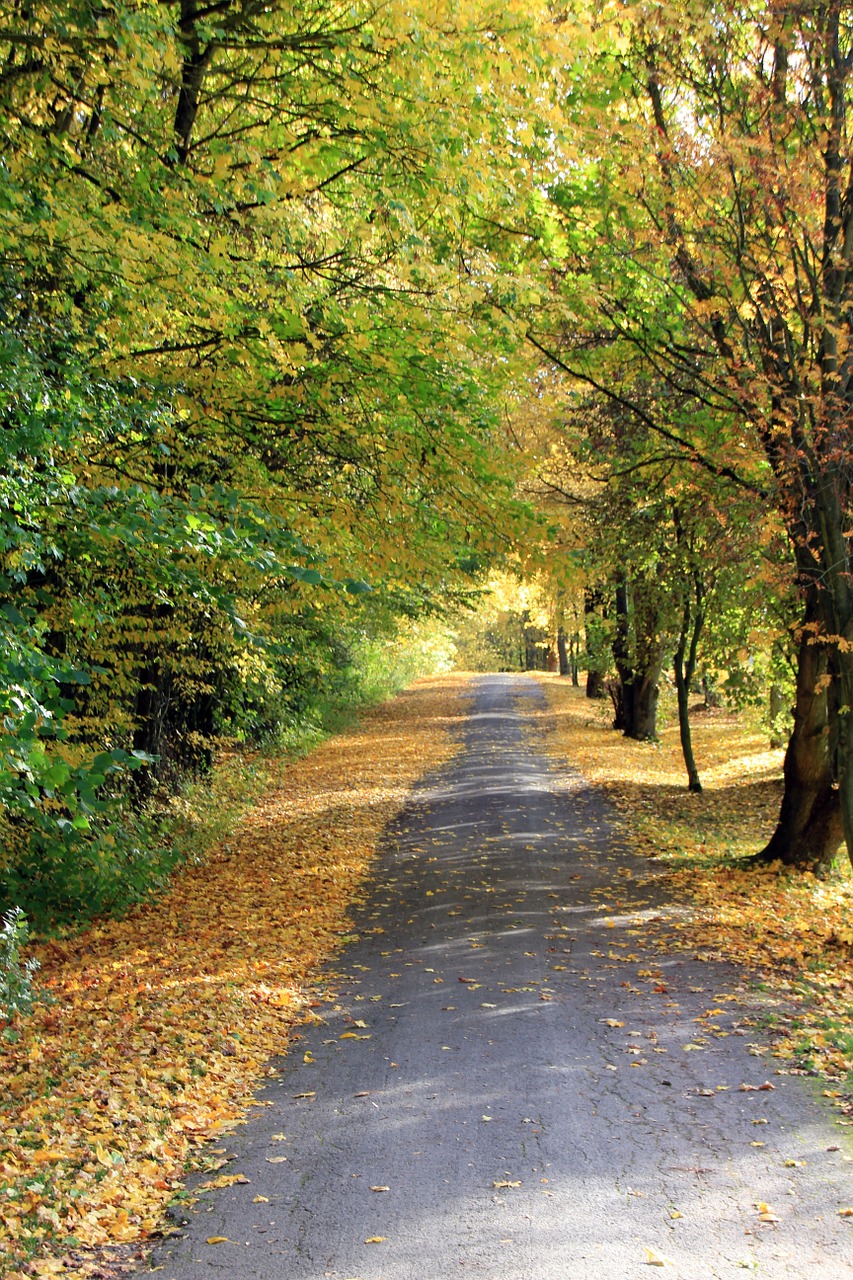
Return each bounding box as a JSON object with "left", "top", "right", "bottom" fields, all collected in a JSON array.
[
  {"left": 0, "top": 0, "right": 550, "bottom": 921},
  {"left": 514, "top": 0, "right": 853, "bottom": 868}
]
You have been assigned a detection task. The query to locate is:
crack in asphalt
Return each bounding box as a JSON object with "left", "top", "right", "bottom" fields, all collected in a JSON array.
[{"left": 149, "top": 674, "right": 853, "bottom": 1280}]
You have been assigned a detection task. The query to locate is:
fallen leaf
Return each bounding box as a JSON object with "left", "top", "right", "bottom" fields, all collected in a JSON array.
[
  {"left": 252, "top": 1195, "right": 269, "bottom": 1203},
  {"left": 266, "top": 1156, "right": 288, "bottom": 1163},
  {"left": 493, "top": 1180, "right": 522, "bottom": 1189},
  {"left": 206, "top": 1236, "right": 230, "bottom": 1244},
  {"left": 370, "top": 1185, "right": 390, "bottom": 1192},
  {"left": 364, "top": 1236, "right": 386, "bottom": 1243}
]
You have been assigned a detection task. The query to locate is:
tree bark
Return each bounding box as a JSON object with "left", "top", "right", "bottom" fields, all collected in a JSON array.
[
  {"left": 583, "top": 587, "right": 607, "bottom": 698},
  {"left": 768, "top": 684, "right": 787, "bottom": 749},
  {"left": 756, "top": 592, "right": 843, "bottom": 873},
  {"left": 673, "top": 578, "right": 704, "bottom": 793},
  {"left": 557, "top": 627, "right": 570, "bottom": 676},
  {"left": 609, "top": 576, "right": 665, "bottom": 740},
  {"left": 611, "top": 576, "right": 632, "bottom": 731},
  {"left": 586, "top": 670, "right": 605, "bottom": 698}
]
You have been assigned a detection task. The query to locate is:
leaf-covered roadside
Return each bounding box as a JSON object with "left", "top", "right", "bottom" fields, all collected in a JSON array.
[
  {"left": 0, "top": 676, "right": 469, "bottom": 1278},
  {"left": 530, "top": 676, "right": 853, "bottom": 1091}
]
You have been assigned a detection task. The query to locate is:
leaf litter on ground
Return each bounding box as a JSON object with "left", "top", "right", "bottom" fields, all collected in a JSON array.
[
  {"left": 530, "top": 675, "right": 853, "bottom": 1103},
  {"left": 0, "top": 676, "right": 469, "bottom": 1278}
]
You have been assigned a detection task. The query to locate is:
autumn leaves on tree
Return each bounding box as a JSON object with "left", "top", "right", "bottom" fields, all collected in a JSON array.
[
  {"left": 518, "top": 0, "right": 853, "bottom": 873},
  {"left": 0, "top": 0, "right": 540, "bottom": 921},
  {"left": 2, "top": 0, "right": 853, "bottom": 929}
]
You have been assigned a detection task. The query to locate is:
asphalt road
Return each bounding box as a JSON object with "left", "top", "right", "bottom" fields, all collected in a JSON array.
[{"left": 149, "top": 674, "right": 853, "bottom": 1280}]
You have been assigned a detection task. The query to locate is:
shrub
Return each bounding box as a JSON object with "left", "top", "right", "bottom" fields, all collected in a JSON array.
[{"left": 0, "top": 905, "right": 40, "bottom": 1022}]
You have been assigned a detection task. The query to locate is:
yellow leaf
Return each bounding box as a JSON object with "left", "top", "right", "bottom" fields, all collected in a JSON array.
[
  {"left": 253, "top": 1195, "right": 269, "bottom": 1203},
  {"left": 364, "top": 1236, "right": 386, "bottom": 1243},
  {"left": 198, "top": 1173, "right": 249, "bottom": 1190},
  {"left": 644, "top": 1248, "right": 669, "bottom": 1266},
  {"left": 370, "top": 1185, "right": 390, "bottom": 1192},
  {"left": 206, "top": 1236, "right": 230, "bottom": 1244},
  {"left": 266, "top": 1156, "right": 288, "bottom": 1163},
  {"left": 493, "top": 1180, "right": 522, "bottom": 1189},
  {"left": 839, "top": 1207, "right": 853, "bottom": 1217}
]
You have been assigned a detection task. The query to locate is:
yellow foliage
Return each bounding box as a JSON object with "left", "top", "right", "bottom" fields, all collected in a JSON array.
[{"left": 0, "top": 677, "right": 469, "bottom": 1277}]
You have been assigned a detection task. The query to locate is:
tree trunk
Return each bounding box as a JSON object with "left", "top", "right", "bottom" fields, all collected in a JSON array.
[
  {"left": 756, "top": 593, "right": 842, "bottom": 873},
  {"left": 768, "top": 684, "right": 787, "bottom": 749},
  {"left": 586, "top": 670, "right": 605, "bottom": 699},
  {"left": 557, "top": 627, "right": 570, "bottom": 676},
  {"left": 583, "top": 587, "right": 607, "bottom": 698},
  {"left": 611, "top": 577, "right": 632, "bottom": 731},
  {"left": 673, "top": 580, "right": 704, "bottom": 793},
  {"left": 835, "top": 648, "right": 853, "bottom": 872},
  {"left": 627, "top": 664, "right": 663, "bottom": 741},
  {"left": 174, "top": 2, "right": 213, "bottom": 164}
]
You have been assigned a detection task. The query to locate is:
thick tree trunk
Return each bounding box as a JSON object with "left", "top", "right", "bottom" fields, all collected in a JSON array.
[
  {"left": 627, "top": 666, "right": 662, "bottom": 740},
  {"left": 586, "top": 670, "right": 605, "bottom": 698},
  {"left": 756, "top": 594, "right": 843, "bottom": 873},
  {"left": 611, "top": 576, "right": 665, "bottom": 741}
]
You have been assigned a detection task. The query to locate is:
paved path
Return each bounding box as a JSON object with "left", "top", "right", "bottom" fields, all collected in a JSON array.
[{"left": 150, "top": 674, "right": 853, "bottom": 1280}]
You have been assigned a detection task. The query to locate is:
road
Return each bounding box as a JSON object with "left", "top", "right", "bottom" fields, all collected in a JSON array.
[{"left": 149, "top": 674, "right": 853, "bottom": 1280}]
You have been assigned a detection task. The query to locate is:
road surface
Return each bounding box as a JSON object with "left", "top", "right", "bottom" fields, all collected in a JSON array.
[{"left": 149, "top": 674, "right": 853, "bottom": 1280}]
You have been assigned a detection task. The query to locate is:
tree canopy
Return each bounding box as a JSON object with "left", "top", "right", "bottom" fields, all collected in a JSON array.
[{"left": 4, "top": 0, "right": 853, "bottom": 925}]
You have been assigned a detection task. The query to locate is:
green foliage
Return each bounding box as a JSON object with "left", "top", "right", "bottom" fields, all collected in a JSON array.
[
  {"left": 0, "top": 907, "right": 40, "bottom": 1023},
  {"left": 0, "top": 0, "right": 543, "bottom": 926}
]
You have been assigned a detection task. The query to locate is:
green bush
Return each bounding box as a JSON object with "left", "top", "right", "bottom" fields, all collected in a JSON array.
[{"left": 0, "top": 905, "right": 40, "bottom": 1022}]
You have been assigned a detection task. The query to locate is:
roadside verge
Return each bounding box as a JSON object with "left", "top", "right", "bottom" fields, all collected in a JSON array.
[
  {"left": 1, "top": 675, "right": 469, "bottom": 1279},
  {"left": 528, "top": 674, "right": 853, "bottom": 1111}
]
